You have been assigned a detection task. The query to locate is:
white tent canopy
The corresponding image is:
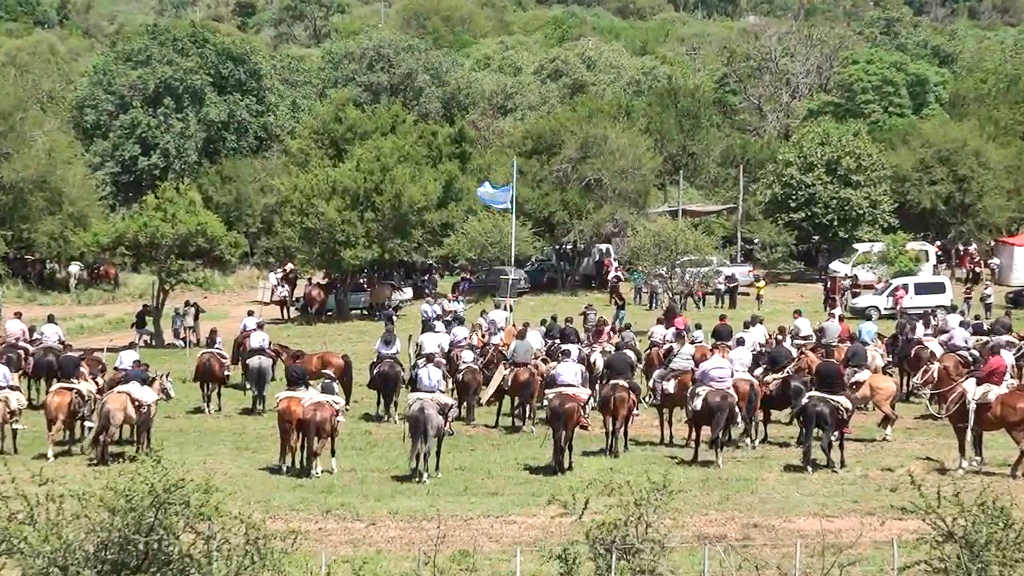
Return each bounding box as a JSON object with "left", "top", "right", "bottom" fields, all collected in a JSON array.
[{"left": 995, "top": 233, "right": 1024, "bottom": 286}]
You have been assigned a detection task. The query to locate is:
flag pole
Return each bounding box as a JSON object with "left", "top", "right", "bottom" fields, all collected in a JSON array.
[{"left": 511, "top": 158, "right": 517, "bottom": 269}]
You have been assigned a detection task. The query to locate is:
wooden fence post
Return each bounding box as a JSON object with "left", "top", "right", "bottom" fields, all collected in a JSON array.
[
  {"left": 610, "top": 546, "right": 617, "bottom": 576},
  {"left": 794, "top": 540, "right": 802, "bottom": 576},
  {"left": 515, "top": 547, "right": 521, "bottom": 576},
  {"left": 892, "top": 537, "right": 899, "bottom": 576}
]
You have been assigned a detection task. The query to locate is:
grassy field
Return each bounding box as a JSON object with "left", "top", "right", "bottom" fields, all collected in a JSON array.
[{"left": 3, "top": 282, "right": 1023, "bottom": 574}]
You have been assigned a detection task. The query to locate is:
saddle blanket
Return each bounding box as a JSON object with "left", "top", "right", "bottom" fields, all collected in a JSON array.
[
  {"left": 50, "top": 380, "right": 98, "bottom": 399},
  {"left": 961, "top": 378, "right": 1009, "bottom": 405},
  {"left": 456, "top": 364, "right": 478, "bottom": 380},
  {"left": 848, "top": 369, "right": 871, "bottom": 386},
  {"left": 301, "top": 393, "right": 346, "bottom": 412},
  {"left": 407, "top": 391, "right": 456, "bottom": 410},
  {"left": 921, "top": 338, "right": 944, "bottom": 360},
  {"left": 866, "top": 348, "right": 886, "bottom": 372},
  {"left": 0, "top": 389, "right": 27, "bottom": 412},
  {"left": 994, "top": 335, "right": 1020, "bottom": 348},
  {"left": 274, "top": 389, "right": 312, "bottom": 404},
  {"left": 803, "top": 391, "right": 853, "bottom": 418},
  {"left": 623, "top": 350, "right": 637, "bottom": 364},
  {"left": 544, "top": 387, "right": 592, "bottom": 404},
  {"left": 108, "top": 382, "right": 158, "bottom": 406},
  {"left": 732, "top": 372, "right": 756, "bottom": 385},
  {"left": 970, "top": 336, "right": 991, "bottom": 349},
  {"left": 689, "top": 386, "right": 737, "bottom": 413},
  {"left": 560, "top": 344, "right": 582, "bottom": 362},
  {"left": 197, "top": 349, "right": 230, "bottom": 360}
]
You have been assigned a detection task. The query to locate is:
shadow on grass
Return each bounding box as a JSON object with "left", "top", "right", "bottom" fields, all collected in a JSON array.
[
  {"left": 522, "top": 463, "right": 558, "bottom": 477},
  {"left": 390, "top": 473, "right": 419, "bottom": 484},
  {"left": 581, "top": 448, "right": 606, "bottom": 457}
]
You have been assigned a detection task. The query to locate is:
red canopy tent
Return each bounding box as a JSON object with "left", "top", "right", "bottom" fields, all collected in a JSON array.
[{"left": 994, "top": 233, "right": 1024, "bottom": 286}]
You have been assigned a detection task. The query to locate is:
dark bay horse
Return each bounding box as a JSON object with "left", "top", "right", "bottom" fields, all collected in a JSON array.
[
  {"left": 277, "top": 396, "right": 304, "bottom": 474},
  {"left": 758, "top": 373, "right": 807, "bottom": 445},
  {"left": 597, "top": 381, "right": 635, "bottom": 457},
  {"left": 28, "top": 346, "right": 63, "bottom": 406},
  {"left": 273, "top": 344, "right": 353, "bottom": 405},
  {"left": 300, "top": 401, "right": 339, "bottom": 478},
  {"left": 370, "top": 358, "right": 403, "bottom": 423},
  {"left": 301, "top": 277, "right": 337, "bottom": 323},
  {"left": 454, "top": 363, "right": 483, "bottom": 425},
  {"left": 89, "top": 262, "right": 119, "bottom": 290},
  {"left": 642, "top": 346, "right": 663, "bottom": 393},
  {"left": 798, "top": 394, "right": 846, "bottom": 473},
  {"left": 546, "top": 393, "right": 583, "bottom": 474},
  {"left": 656, "top": 370, "right": 691, "bottom": 445},
  {"left": 230, "top": 330, "right": 252, "bottom": 387},
  {"left": 493, "top": 366, "right": 539, "bottom": 432},
  {"left": 732, "top": 377, "right": 761, "bottom": 447},
  {"left": 193, "top": 351, "right": 229, "bottom": 414},
  {"left": 687, "top": 388, "right": 737, "bottom": 469}
]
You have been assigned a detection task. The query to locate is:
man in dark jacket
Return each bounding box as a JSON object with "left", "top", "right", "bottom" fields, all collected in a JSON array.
[
  {"left": 559, "top": 317, "right": 581, "bottom": 345},
  {"left": 544, "top": 315, "right": 561, "bottom": 341},
  {"left": 710, "top": 314, "right": 733, "bottom": 344},
  {"left": 841, "top": 340, "right": 869, "bottom": 386},
  {"left": 811, "top": 346, "right": 852, "bottom": 433},
  {"left": 285, "top": 363, "right": 309, "bottom": 390},
  {"left": 990, "top": 310, "right": 1013, "bottom": 337},
  {"left": 604, "top": 342, "right": 641, "bottom": 413}
]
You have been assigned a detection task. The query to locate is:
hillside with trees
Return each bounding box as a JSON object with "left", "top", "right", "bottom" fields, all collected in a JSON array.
[{"left": 3, "top": 0, "right": 1024, "bottom": 275}]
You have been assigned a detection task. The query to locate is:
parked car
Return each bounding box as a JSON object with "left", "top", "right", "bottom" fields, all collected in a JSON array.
[
  {"left": 292, "top": 281, "right": 413, "bottom": 316},
  {"left": 678, "top": 256, "right": 756, "bottom": 287},
  {"left": 829, "top": 241, "right": 937, "bottom": 287},
  {"left": 464, "top": 266, "right": 530, "bottom": 297},
  {"left": 1005, "top": 287, "right": 1024, "bottom": 309},
  {"left": 848, "top": 275, "right": 953, "bottom": 321},
  {"left": 524, "top": 261, "right": 563, "bottom": 291}
]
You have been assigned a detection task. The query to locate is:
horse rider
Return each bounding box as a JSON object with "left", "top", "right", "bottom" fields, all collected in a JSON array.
[
  {"left": 991, "top": 310, "right": 1014, "bottom": 338},
  {"left": 962, "top": 341, "right": 1010, "bottom": 431},
  {"left": 369, "top": 326, "right": 403, "bottom": 388},
  {"left": 617, "top": 323, "right": 641, "bottom": 359},
  {"left": 57, "top": 348, "right": 85, "bottom": 383},
  {"left": 689, "top": 342, "right": 737, "bottom": 420},
  {"left": 580, "top": 303, "right": 598, "bottom": 337},
  {"left": 856, "top": 317, "right": 879, "bottom": 346},
  {"left": 650, "top": 330, "right": 695, "bottom": 405},
  {"left": 544, "top": 314, "right": 561, "bottom": 343},
  {"left": 412, "top": 352, "right": 457, "bottom": 437},
  {"left": 4, "top": 311, "right": 33, "bottom": 376},
  {"left": 729, "top": 337, "right": 753, "bottom": 380},
  {"left": 819, "top": 312, "right": 842, "bottom": 346},
  {"left": 558, "top": 316, "right": 583, "bottom": 363},
  {"left": 486, "top": 301, "right": 510, "bottom": 331},
  {"left": 37, "top": 314, "right": 66, "bottom": 349},
  {"left": 239, "top": 309, "right": 260, "bottom": 334},
  {"left": 0, "top": 359, "right": 25, "bottom": 429},
  {"left": 414, "top": 321, "right": 450, "bottom": 382},
  {"left": 506, "top": 328, "right": 535, "bottom": 373},
  {"left": 755, "top": 334, "right": 794, "bottom": 383},
  {"left": 841, "top": 338, "right": 870, "bottom": 387},
  {"left": 123, "top": 360, "right": 153, "bottom": 387},
  {"left": 549, "top": 347, "right": 592, "bottom": 430},
  {"left": 284, "top": 358, "right": 310, "bottom": 391},
  {"left": 381, "top": 302, "right": 397, "bottom": 328},
  {"left": 420, "top": 297, "right": 437, "bottom": 334},
  {"left": 603, "top": 341, "right": 641, "bottom": 416},
  {"left": 789, "top": 309, "right": 814, "bottom": 349},
  {"left": 524, "top": 322, "right": 546, "bottom": 356},
  {"left": 244, "top": 321, "right": 277, "bottom": 380},
  {"left": 939, "top": 319, "right": 978, "bottom": 367},
  {"left": 449, "top": 316, "right": 471, "bottom": 350},
  {"left": 114, "top": 341, "right": 141, "bottom": 372},
  {"left": 646, "top": 316, "right": 667, "bottom": 351},
  {"left": 809, "top": 345, "right": 853, "bottom": 435}
]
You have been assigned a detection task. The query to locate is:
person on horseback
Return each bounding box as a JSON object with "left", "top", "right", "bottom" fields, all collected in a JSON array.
[
  {"left": 729, "top": 337, "right": 753, "bottom": 378},
  {"left": 544, "top": 314, "right": 561, "bottom": 343},
  {"left": 856, "top": 318, "right": 879, "bottom": 345},
  {"left": 580, "top": 303, "right": 598, "bottom": 337},
  {"left": 244, "top": 321, "right": 276, "bottom": 380},
  {"left": 412, "top": 352, "right": 456, "bottom": 436},
  {"left": 550, "top": 347, "right": 592, "bottom": 430},
  {"left": 284, "top": 361, "right": 309, "bottom": 391},
  {"left": 449, "top": 316, "right": 470, "bottom": 349},
  {"left": 0, "top": 360, "right": 25, "bottom": 430},
  {"left": 842, "top": 339, "right": 870, "bottom": 386},
  {"left": 414, "top": 321, "right": 450, "bottom": 385},
  {"left": 939, "top": 319, "right": 978, "bottom": 367},
  {"left": 689, "top": 343, "right": 737, "bottom": 419},
  {"left": 114, "top": 341, "right": 141, "bottom": 372},
  {"left": 646, "top": 316, "right": 667, "bottom": 351},
  {"left": 604, "top": 341, "right": 641, "bottom": 416},
  {"left": 381, "top": 302, "right": 397, "bottom": 328},
  {"left": 651, "top": 331, "right": 695, "bottom": 405},
  {"left": 790, "top": 309, "right": 814, "bottom": 349},
  {"left": 37, "top": 314, "right": 65, "bottom": 348},
  {"left": 4, "top": 311, "right": 33, "bottom": 376},
  {"left": 369, "top": 327, "right": 403, "bottom": 387},
  {"left": 57, "top": 349, "right": 83, "bottom": 382},
  {"left": 506, "top": 328, "right": 535, "bottom": 370},
  {"left": 819, "top": 312, "right": 841, "bottom": 346},
  {"left": 810, "top": 345, "right": 853, "bottom": 435},
  {"left": 755, "top": 334, "right": 794, "bottom": 382},
  {"left": 123, "top": 360, "right": 152, "bottom": 387},
  {"left": 590, "top": 316, "right": 612, "bottom": 346},
  {"left": 239, "top": 310, "right": 260, "bottom": 333},
  {"left": 961, "top": 340, "right": 1008, "bottom": 431},
  {"left": 524, "top": 322, "right": 546, "bottom": 354},
  {"left": 991, "top": 310, "right": 1014, "bottom": 337}
]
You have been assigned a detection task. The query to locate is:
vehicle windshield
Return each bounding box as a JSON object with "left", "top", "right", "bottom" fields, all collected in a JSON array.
[
  {"left": 872, "top": 281, "right": 890, "bottom": 296},
  {"left": 839, "top": 247, "right": 863, "bottom": 266}
]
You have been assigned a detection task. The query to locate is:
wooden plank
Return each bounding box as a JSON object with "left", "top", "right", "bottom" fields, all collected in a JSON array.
[{"left": 480, "top": 363, "right": 507, "bottom": 405}]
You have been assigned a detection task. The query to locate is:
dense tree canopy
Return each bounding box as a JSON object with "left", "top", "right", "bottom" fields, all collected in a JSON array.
[{"left": 4, "top": 0, "right": 1024, "bottom": 279}]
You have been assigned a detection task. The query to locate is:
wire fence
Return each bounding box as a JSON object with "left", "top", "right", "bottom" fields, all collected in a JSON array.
[{"left": 312, "top": 537, "right": 912, "bottom": 575}]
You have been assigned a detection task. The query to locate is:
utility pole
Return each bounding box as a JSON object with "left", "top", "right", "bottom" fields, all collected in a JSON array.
[
  {"left": 677, "top": 169, "right": 683, "bottom": 222},
  {"left": 379, "top": 1, "right": 384, "bottom": 26},
  {"left": 737, "top": 164, "right": 744, "bottom": 263}
]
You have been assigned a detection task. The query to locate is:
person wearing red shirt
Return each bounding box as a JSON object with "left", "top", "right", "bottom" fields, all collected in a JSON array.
[
  {"left": 837, "top": 314, "right": 853, "bottom": 344},
  {"left": 963, "top": 341, "right": 1009, "bottom": 432}
]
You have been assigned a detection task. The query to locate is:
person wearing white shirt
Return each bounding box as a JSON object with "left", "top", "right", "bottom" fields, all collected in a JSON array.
[
  {"left": 433, "top": 321, "right": 451, "bottom": 354},
  {"left": 114, "top": 341, "right": 141, "bottom": 371},
  {"left": 487, "top": 303, "right": 510, "bottom": 330},
  {"left": 450, "top": 322, "right": 470, "bottom": 347},
  {"left": 475, "top": 311, "right": 489, "bottom": 333},
  {"left": 420, "top": 298, "right": 436, "bottom": 333},
  {"left": 38, "top": 314, "right": 65, "bottom": 347},
  {"left": 417, "top": 324, "right": 449, "bottom": 357},
  {"left": 790, "top": 309, "right": 814, "bottom": 346},
  {"left": 734, "top": 320, "right": 757, "bottom": 351},
  {"left": 729, "top": 339, "right": 753, "bottom": 375},
  {"left": 550, "top": 348, "right": 593, "bottom": 429},
  {"left": 750, "top": 316, "right": 770, "bottom": 350},
  {"left": 239, "top": 310, "right": 260, "bottom": 333},
  {"left": 647, "top": 321, "right": 667, "bottom": 348},
  {"left": 451, "top": 297, "right": 466, "bottom": 316},
  {"left": 525, "top": 324, "right": 545, "bottom": 354},
  {"left": 431, "top": 301, "right": 444, "bottom": 322},
  {"left": 248, "top": 323, "right": 271, "bottom": 350},
  {"left": 0, "top": 362, "right": 11, "bottom": 389},
  {"left": 458, "top": 348, "right": 477, "bottom": 366},
  {"left": 944, "top": 311, "right": 964, "bottom": 334}
]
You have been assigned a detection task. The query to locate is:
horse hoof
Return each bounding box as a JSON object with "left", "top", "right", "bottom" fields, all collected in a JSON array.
[
  {"left": 715, "top": 461, "right": 722, "bottom": 469},
  {"left": 435, "top": 472, "right": 442, "bottom": 478},
  {"left": 47, "top": 455, "right": 54, "bottom": 463},
  {"left": 883, "top": 435, "right": 893, "bottom": 442},
  {"left": 831, "top": 468, "right": 840, "bottom": 475},
  {"left": 422, "top": 478, "right": 429, "bottom": 485}
]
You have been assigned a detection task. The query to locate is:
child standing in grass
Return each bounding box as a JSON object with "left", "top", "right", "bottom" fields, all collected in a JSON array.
[
  {"left": 754, "top": 275, "right": 767, "bottom": 311},
  {"left": 171, "top": 307, "right": 184, "bottom": 345}
]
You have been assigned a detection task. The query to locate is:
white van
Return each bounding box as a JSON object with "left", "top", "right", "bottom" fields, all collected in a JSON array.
[
  {"left": 848, "top": 275, "right": 954, "bottom": 321},
  {"left": 829, "top": 241, "right": 937, "bottom": 286}
]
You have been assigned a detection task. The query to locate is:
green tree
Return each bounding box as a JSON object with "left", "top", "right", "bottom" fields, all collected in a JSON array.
[
  {"left": 0, "top": 454, "right": 288, "bottom": 575},
  {"left": 621, "top": 217, "right": 717, "bottom": 297},
  {"left": 761, "top": 120, "right": 895, "bottom": 252},
  {"left": 273, "top": 0, "right": 346, "bottom": 45},
  {"left": 440, "top": 210, "right": 541, "bottom": 266},
  {"left": 107, "top": 183, "right": 245, "bottom": 344},
  {"left": 72, "top": 22, "right": 284, "bottom": 206}
]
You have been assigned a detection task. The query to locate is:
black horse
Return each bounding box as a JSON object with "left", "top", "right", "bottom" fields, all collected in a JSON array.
[
  {"left": 27, "top": 346, "right": 61, "bottom": 406},
  {"left": 0, "top": 345, "right": 24, "bottom": 378},
  {"left": 797, "top": 394, "right": 846, "bottom": 473},
  {"left": 370, "top": 359, "right": 403, "bottom": 423}
]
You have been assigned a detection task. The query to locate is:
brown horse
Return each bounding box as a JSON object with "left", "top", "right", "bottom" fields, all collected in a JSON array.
[
  {"left": 193, "top": 351, "right": 229, "bottom": 414},
  {"left": 917, "top": 352, "right": 1024, "bottom": 476},
  {"left": 43, "top": 383, "right": 93, "bottom": 461},
  {"left": 277, "top": 396, "right": 304, "bottom": 474},
  {"left": 849, "top": 373, "right": 900, "bottom": 440},
  {"left": 454, "top": 363, "right": 483, "bottom": 425},
  {"left": 687, "top": 387, "right": 738, "bottom": 469},
  {"left": 89, "top": 262, "right": 119, "bottom": 290},
  {"left": 300, "top": 401, "right": 339, "bottom": 478},
  {"left": 656, "top": 369, "right": 692, "bottom": 445},
  {"left": 89, "top": 374, "right": 175, "bottom": 465},
  {"left": 272, "top": 344, "right": 354, "bottom": 405},
  {"left": 301, "top": 277, "right": 336, "bottom": 323},
  {"left": 692, "top": 343, "right": 712, "bottom": 367},
  {"left": 642, "top": 346, "right": 663, "bottom": 390},
  {"left": 230, "top": 330, "right": 252, "bottom": 387},
  {"left": 272, "top": 268, "right": 300, "bottom": 321},
  {"left": 598, "top": 381, "right": 635, "bottom": 457},
  {"left": 493, "top": 366, "right": 539, "bottom": 432},
  {"left": 0, "top": 399, "right": 17, "bottom": 455},
  {"left": 546, "top": 393, "right": 583, "bottom": 474},
  {"left": 732, "top": 376, "right": 762, "bottom": 447},
  {"left": 81, "top": 353, "right": 107, "bottom": 380}
]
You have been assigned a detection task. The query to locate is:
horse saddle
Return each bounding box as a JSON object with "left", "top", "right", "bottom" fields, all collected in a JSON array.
[
  {"left": 803, "top": 391, "right": 853, "bottom": 420},
  {"left": 688, "top": 386, "right": 736, "bottom": 413},
  {"left": 953, "top": 350, "right": 974, "bottom": 367}
]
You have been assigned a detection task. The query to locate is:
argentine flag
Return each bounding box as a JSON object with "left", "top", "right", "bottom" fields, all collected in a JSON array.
[{"left": 476, "top": 181, "right": 513, "bottom": 210}]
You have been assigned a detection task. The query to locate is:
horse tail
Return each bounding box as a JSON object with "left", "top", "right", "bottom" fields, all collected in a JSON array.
[
  {"left": 340, "top": 354, "right": 353, "bottom": 406},
  {"left": 711, "top": 397, "right": 730, "bottom": 444},
  {"left": 802, "top": 401, "right": 817, "bottom": 446},
  {"left": 745, "top": 381, "right": 757, "bottom": 422}
]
